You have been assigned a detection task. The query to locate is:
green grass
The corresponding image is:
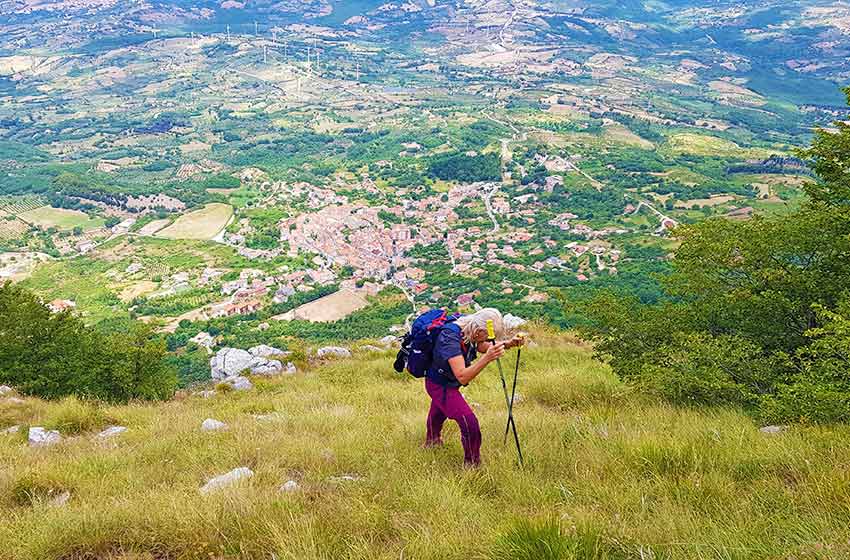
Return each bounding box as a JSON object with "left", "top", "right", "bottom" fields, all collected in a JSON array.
[
  {"left": 17, "top": 207, "right": 105, "bottom": 231},
  {"left": 1, "top": 331, "right": 849, "bottom": 559}
]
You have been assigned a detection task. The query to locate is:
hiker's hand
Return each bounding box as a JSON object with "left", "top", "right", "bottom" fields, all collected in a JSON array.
[
  {"left": 484, "top": 343, "right": 505, "bottom": 363},
  {"left": 505, "top": 334, "right": 526, "bottom": 349}
]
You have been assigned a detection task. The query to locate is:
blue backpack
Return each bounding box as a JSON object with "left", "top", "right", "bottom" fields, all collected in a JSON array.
[{"left": 393, "top": 309, "right": 461, "bottom": 378}]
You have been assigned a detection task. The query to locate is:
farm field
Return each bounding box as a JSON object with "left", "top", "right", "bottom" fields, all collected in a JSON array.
[
  {"left": 284, "top": 288, "right": 371, "bottom": 323},
  {"left": 156, "top": 204, "right": 233, "bottom": 241},
  {"left": 18, "top": 207, "right": 104, "bottom": 231}
]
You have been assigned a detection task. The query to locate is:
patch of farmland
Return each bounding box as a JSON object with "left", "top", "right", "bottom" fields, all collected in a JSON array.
[
  {"left": 18, "top": 207, "right": 104, "bottom": 231},
  {"left": 277, "top": 288, "right": 370, "bottom": 323},
  {"left": 118, "top": 281, "right": 158, "bottom": 303},
  {"left": 156, "top": 204, "right": 233, "bottom": 240},
  {"left": 0, "top": 217, "right": 29, "bottom": 241},
  {"left": 674, "top": 195, "right": 737, "bottom": 209},
  {"left": 663, "top": 133, "right": 775, "bottom": 159},
  {"left": 0, "top": 195, "right": 45, "bottom": 215},
  {"left": 137, "top": 219, "right": 171, "bottom": 236}
]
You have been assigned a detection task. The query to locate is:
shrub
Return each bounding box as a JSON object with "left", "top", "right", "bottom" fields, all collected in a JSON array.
[
  {"left": 579, "top": 88, "right": 850, "bottom": 422},
  {"left": 0, "top": 282, "right": 177, "bottom": 403},
  {"left": 42, "top": 396, "right": 109, "bottom": 435}
]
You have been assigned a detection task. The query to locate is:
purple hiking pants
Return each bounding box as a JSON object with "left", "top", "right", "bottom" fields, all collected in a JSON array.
[{"left": 425, "top": 378, "right": 482, "bottom": 466}]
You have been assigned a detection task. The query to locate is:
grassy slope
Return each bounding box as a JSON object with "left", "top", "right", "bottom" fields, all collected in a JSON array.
[{"left": 1, "top": 332, "right": 849, "bottom": 559}]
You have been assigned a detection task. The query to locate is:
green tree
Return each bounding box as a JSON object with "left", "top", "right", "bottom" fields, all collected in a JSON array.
[
  {"left": 579, "top": 87, "right": 850, "bottom": 422},
  {"left": 0, "top": 282, "right": 177, "bottom": 402}
]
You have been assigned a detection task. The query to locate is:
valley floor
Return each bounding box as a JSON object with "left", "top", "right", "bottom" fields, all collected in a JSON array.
[{"left": 1, "top": 332, "right": 849, "bottom": 559}]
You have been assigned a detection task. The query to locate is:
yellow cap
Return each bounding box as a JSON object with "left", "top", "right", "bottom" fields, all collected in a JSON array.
[{"left": 486, "top": 319, "right": 496, "bottom": 341}]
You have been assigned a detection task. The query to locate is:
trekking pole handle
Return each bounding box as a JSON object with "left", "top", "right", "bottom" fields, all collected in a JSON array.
[{"left": 486, "top": 319, "right": 496, "bottom": 342}]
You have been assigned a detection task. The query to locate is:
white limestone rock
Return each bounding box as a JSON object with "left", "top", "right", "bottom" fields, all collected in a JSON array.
[
  {"left": 2, "top": 425, "right": 20, "bottom": 435},
  {"left": 759, "top": 425, "right": 787, "bottom": 435},
  {"left": 97, "top": 426, "right": 127, "bottom": 439},
  {"left": 0, "top": 385, "right": 13, "bottom": 396},
  {"left": 210, "top": 347, "right": 254, "bottom": 379},
  {"left": 50, "top": 490, "right": 71, "bottom": 507},
  {"left": 28, "top": 427, "right": 61, "bottom": 448},
  {"left": 249, "top": 358, "right": 283, "bottom": 376},
  {"left": 503, "top": 313, "right": 527, "bottom": 332},
  {"left": 249, "top": 344, "right": 289, "bottom": 358},
  {"left": 279, "top": 480, "right": 300, "bottom": 492},
  {"left": 221, "top": 376, "right": 253, "bottom": 391},
  {"left": 379, "top": 335, "right": 398, "bottom": 347},
  {"left": 329, "top": 474, "right": 361, "bottom": 483},
  {"left": 201, "top": 418, "right": 228, "bottom": 432},
  {"left": 211, "top": 347, "right": 287, "bottom": 378},
  {"left": 199, "top": 467, "right": 254, "bottom": 494},
  {"left": 317, "top": 346, "right": 351, "bottom": 359}
]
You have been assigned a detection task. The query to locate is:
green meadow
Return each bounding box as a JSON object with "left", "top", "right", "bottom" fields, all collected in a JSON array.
[{"left": 1, "top": 330, "right": 848, "bottom": 560}]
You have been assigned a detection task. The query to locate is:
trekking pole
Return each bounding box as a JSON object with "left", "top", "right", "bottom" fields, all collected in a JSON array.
[
  {"left": 487, "top": 320, "right": 524, "bottom": 466},
  {"left": 504, "top": 333, "right": 525, "bottom": 445}
]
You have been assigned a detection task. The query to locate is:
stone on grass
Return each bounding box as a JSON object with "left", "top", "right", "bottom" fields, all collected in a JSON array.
[
  {"left": 50, "top": 491, "right": 71, "bottom": 507},
  {"left": 200, "top": 467, "right": 254, "bottom": 494},
  {"left": 253, "top": 413, "right": 284, "bottom": 422},
  {"left": 221, "top": 376, "right": 253, "bottom": 391},
  {"left": 279, "top": 480, "right": 299, "bottom": 492},
  {"left": 210, "top": 347, "right": 253, "bottom": 379},
  {"left": 201, "top": 418, "right": 228, "bottom": 432},
  {"left": 97, "top": 426, "right": 127, "bottom": 439},
  {"left": 5, "top": 397, "right": 24, "bottom": 405},
  {"left": 249, "top": 344, "right": 289, "bottom": 358},
  {"left": 360, "top": 345, "right": 384, "bottom": 353},
  {"left": 329, "top": 474, "right": 361, "bottom": 483},
  {"left": 503, "top": 313, "right": 527, "bottom": 332},
  {"left": 317, "top": 346, "right": 351, "bottom": 359},
  {"left": 28, "top": 427, "right": 61, "bottom": 448},
  {"left": 195, "top": 390, "right": 217, "bottom": 399},
  {"left": 0, "top": 385, "right": 13, "bottom": 396},
  {"left": 379, "top": 335, "right": 397, "bottom": 347},
  {"left": 211, "top": 347, "right": 290, "bottom": 378},
  {"left": 2, "top": 425, "right": 20, "bottom": 435},
  {"left": 759, "top": 425, "right": 787, "bottom": 435}
]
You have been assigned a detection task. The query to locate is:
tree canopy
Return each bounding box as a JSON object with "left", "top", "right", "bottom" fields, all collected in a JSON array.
[{"left": 580, "top": 87, "right": 850, "bottom": 423}]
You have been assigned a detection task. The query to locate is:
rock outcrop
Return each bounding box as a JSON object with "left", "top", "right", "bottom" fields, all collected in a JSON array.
[
  {"left": 249, "top": 344, "right": 288, "bottom": 358},
  {"left": 28, "top": 427, "right": 61, "bottom": 448},
  {"left": 279, "top": 480, "right": 299, "bottom": 492},
  {"left": 503, "top": 313, "right": 527, "bottom": 332},
  {"left": 200, "top": 467, "right": 254, "bottom": 494},
  {"left": 220, "top": 376, "right": 253, "bottom": 391},
  {"left": 317, "top": 346, "right": 352, "bottom": 359},
  {"left": 201, "top": 418, "right": 228, "bottom": 432},
  {"left": 379, "top": 336, "right": 398, "bottom": 347},
  {"left": 210, "top": 347, "right": 295, "bottom": 379},
  {"left": 97, "top": 426, "right": 127, "bottom": 439}
]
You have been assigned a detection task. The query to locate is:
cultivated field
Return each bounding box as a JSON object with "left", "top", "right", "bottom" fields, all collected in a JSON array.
[
  {"left": 136, "top": 219, "right": 171, "bottom": 237},
  {"left": 1, "top": 332, "right": 849, "bottom": 559},
  {"left": 18, "top": 207, "right": 104, "bottom": 231},
  {"left": 286, "top": 288, "right": 370, "bottom": 323},
  {"left": 156, "top": 204, "right": 233, "bottom": 240},
  {"left": 663, "top": 133, "right": 775, "bottom": 159}
]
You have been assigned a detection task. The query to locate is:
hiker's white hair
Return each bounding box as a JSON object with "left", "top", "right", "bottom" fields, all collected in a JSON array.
[{"left": 456, "top": 308, "right": 504, "bottom": 343}]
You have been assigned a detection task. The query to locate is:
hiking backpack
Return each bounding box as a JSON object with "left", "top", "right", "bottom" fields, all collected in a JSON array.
[{"left": 393, "top": 309, "right": 461, "bottom": 378}]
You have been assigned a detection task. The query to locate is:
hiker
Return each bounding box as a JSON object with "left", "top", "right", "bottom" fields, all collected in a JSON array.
[{"left": 422, "top": 308, "right": 523, "bottom": 467}]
